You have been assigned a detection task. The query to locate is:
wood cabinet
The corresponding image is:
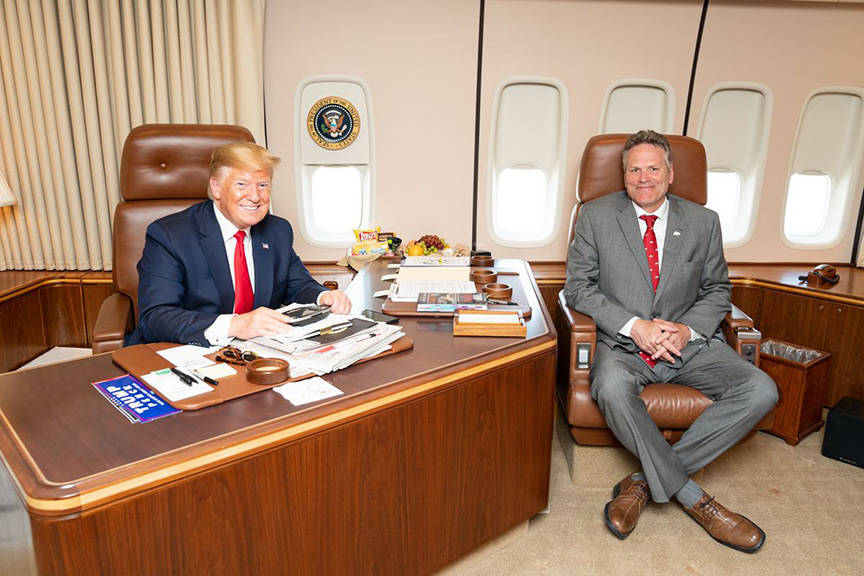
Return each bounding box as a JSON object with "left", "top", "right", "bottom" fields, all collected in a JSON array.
[
  {"left": 0, "top": 291, "right": 46, "bottom": 372},
  {"left": 732, "top": 284, "right": 864, "bottom": 406},
  {"left": 0, "top": 274, "right": 113, "bottom": 372},
  {"left": 824, "top": 303, "right": 864, "bottom": 404},
  {"left": 758, "top": 290, "right": 828, "bottom": 351}
]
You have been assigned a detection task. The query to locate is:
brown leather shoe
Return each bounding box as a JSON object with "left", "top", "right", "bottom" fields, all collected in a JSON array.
[
  {"left": 684, "top": 493, "right": 765, "bottom": 553},
  {"left": 604, "top": 474, "right": 650, "bottom": 539}
]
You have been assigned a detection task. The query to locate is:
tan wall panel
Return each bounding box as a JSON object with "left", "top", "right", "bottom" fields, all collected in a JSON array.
[
  {"left": 476, "top": 0, "right": 704, "bottom": 261},
  {"left": 264, "top": 0, "right": 479, "bottom": 261},
  {"left": 692, "top": 1, "right": 864, "bottom": 263}
]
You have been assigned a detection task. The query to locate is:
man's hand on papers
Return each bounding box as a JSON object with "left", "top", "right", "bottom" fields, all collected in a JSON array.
[
  {"left": 229, "top": 307, "right": 294, "bottom": 340},
  {"left": 318, "top": 289, "right": 352, "bottom": 314}
]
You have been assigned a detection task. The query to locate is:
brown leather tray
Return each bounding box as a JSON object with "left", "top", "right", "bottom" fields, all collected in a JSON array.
[
  {"left": 382, "top": 269, "right": 532, "bottom": 318},
  {"left": 112, "top": 337, "right": 414, "bottom": 411}
]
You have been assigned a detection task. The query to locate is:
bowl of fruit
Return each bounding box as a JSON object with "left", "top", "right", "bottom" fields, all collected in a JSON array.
[{"left": 405, "top": 234, "right": 451, "bottom": 256}]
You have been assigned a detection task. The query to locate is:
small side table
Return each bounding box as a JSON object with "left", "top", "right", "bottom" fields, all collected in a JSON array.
[{"left": 759, "top": 338, "right": 830, "bottom": 446}]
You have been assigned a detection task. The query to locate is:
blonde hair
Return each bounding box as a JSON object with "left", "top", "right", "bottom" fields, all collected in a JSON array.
[{"left": 209, "top": 142, "right": 281, "bottom": 180}]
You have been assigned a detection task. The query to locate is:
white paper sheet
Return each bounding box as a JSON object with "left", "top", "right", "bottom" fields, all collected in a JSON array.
[
  {"left": 156, "top": 344, "right": 219, "bottom": 368},
  {"left": 142, "top": 368, "right": 212, "bottom": 401},
  {"left": 273, "top": 377, "right": 343, "bottom": 406}
]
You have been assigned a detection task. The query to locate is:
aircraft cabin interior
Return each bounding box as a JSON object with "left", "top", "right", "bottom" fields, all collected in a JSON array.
[{"left": 1, "top": 1, "right": 863, "bottom": 575}]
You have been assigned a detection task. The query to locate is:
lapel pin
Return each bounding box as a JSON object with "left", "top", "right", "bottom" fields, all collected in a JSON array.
[
  {"left": 262, "top": 242, "right": 270, "bottom": 249},
  {"left": 672, "top": 231, "right": 681, "bottom": 237}
]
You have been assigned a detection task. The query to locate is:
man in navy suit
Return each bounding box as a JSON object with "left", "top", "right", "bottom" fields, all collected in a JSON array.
[
  {"left": 128, "top": 142, "right": 351, "bottom": 347},
  {"left": 564, "top": 130, "right": 777, "bottom": 553}
]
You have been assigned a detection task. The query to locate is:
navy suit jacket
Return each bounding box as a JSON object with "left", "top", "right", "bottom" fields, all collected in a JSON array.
[{"left": 127, "top": 200, "right": 326, "bottom": 346}]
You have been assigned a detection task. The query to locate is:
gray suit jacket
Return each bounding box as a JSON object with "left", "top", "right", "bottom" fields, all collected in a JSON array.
[{"left": 563, "top": 191, "right": 731, "bottom": 368}]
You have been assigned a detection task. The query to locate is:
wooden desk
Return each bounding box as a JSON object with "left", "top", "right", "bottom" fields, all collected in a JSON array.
[{"left": 0, "top": 259, "right": 556, "bottom": 576}]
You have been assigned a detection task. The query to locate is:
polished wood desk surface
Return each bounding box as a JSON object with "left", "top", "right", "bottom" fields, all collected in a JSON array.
[
  {"left": 728, "top": 263, "right": 864, "bottom": 305},
  {"left": 0, "top": 259, "right": 555, "bottom": 517}
]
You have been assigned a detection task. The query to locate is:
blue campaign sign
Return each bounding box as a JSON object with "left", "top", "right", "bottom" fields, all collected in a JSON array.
[{"left": 92, "top": 374, "right": 181, "bottom": 423}]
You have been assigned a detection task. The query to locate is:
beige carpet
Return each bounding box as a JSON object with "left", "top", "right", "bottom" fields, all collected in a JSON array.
[{"left": 441, "top": 421, "right": 864, "bottom": 575}]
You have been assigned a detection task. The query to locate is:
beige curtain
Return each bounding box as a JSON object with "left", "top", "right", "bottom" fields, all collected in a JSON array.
[{"left": 0, "top": 0, "right": 265, "bottom": 271}]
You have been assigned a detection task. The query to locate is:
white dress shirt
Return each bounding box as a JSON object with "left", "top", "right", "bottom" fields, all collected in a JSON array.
[
  {"left": 203, "top": 204, "right": 255, "bottom": 346},
  {"left": 619, "top": 198, "right": 701, "bottom": 342}
]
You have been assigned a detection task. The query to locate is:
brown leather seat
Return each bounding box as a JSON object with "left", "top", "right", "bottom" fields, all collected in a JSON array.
[
  {"left": 556, "top": 133, "right": 772, "bottom": 446},
  {"left": 91, "top": 124, "right": 255, "bottom": 353}
]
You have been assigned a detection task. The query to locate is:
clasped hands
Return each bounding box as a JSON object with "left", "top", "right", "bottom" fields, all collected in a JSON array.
[
  {"left": 228, "top": 290, "right": 352, "bottom": 340},
  {"left": 630, "top": 318, "right": 690, "bottom": 364}
]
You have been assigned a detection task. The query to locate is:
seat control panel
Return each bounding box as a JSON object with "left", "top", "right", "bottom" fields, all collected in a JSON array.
[
  {"left": 741, "top": 342, "right": 757, "bottom": 365},
  {"left": 577, "top": 343, "right": 591, "bottom": 369}
]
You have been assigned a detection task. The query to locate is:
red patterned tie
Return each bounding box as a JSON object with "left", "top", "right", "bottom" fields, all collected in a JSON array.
[
  {"left": 638, "top": 214, "right": 660, "bottom": 367},
  {"left": 233, "top": 230, "right": 253, "bottom": 314}
]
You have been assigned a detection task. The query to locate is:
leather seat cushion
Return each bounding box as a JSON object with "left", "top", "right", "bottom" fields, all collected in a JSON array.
[{"left": 565, "top": 382, "right": 712, "bottom": 429}]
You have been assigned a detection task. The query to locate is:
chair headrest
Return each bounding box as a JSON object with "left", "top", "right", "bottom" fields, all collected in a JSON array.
[
  {"left": 578, "top": 133, "right": 707, "bottom": 205},
  {"left": 120, "top": 124, "right": 255, "bottom": 201}
]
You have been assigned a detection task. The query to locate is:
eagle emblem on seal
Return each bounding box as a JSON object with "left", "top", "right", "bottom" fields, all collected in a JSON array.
[{"left": 307, "top": 97, "right": 361, "bottom": 150}]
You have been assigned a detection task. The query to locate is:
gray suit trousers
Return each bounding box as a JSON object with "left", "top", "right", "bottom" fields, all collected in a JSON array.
[{"left": 591, "top": 339, "right": 778, "bottom": 503}]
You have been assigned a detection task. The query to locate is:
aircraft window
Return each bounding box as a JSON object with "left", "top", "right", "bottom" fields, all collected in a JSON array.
[
  {"left": 488, "top": 78, "right": 567, "bottom": 247},
  {"left": 783, "top": 89, "right": 864, "bottom": 248},
  {"left": 601, "top": 79, "right": 674, "bottom": 134},
  {"left": 706, "top": 170, "right": 741, "bottom": 237},
  {"left": 696, "top": 83, "right": 772, "bottom": 247},
  {"left": 495, "top": 167, "right": 550, "bottom": 242},
  {"left": 296, "top": 77, "right": 373, "bottom": 247},
  {"left": 310, "top": 166, "right": 363, "bottom": 235},
  {"left": 784, "top": 173, "right": 831, "bottom": 238}
]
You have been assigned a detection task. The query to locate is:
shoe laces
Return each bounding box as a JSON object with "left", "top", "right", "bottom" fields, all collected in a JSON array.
[
  {"left": 697, "top": 497, "right": 720, "bottom": 519},
  {"left": 632, "top": 481, "right": 650, "bottom": 505}
]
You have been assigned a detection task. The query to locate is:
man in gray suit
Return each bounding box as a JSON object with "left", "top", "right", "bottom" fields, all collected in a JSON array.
[{"left": 564, "top": 130, "right": 777, "bottom": 553}]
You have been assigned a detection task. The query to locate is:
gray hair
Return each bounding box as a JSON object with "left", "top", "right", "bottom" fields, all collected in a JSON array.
[{"left": 622, "top": 130, "right": 673, "bottom": 170}]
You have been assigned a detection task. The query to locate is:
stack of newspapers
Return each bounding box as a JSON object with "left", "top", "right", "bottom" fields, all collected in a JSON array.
[{"left": 243, "top": 305, "right": 405, "bottom": 376}]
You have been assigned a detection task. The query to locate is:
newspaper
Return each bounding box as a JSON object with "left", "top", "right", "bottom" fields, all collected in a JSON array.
[{"left": 243, "top": 315, "right": 405, "bottom": 376}]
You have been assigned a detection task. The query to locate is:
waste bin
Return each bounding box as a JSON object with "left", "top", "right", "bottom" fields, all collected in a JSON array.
[{"left": 759, "top": 338, "right": 830, "bottom": 445}]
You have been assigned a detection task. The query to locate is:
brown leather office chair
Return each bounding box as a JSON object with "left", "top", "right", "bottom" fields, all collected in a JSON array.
[
  {"left": 556, "top": 133, "right": 771, "bottom": 446},
  {"left": 91, "top": 124, "right": 255, "bottom": 354}
]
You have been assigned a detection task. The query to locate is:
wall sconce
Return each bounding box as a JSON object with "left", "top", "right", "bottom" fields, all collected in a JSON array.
[{"left": 0, "top": 170, "right": 16, "bottom": 207}]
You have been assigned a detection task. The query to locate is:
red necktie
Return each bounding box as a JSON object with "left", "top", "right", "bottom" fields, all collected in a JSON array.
[
  {"left": 640, "top": 214, "right": 660, "bottom": 292},
  {"left": 233, "top": 230, "right": 253, "bottom": 314},
  {"left": 638, "top": 214, "right": 660, "bottom": 367}
]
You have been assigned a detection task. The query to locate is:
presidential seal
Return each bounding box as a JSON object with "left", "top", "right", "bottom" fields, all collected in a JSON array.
[{"left": 307, "top": 96, "right": 361, "bottom": 150}]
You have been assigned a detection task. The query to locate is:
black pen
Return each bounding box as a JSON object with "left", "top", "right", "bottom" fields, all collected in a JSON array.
[
  {"left": 170, "top": 367, "right": 195, "bottom": 386},
  {"left": 192, "top": 369, "right": 219, "bottom": 387}
]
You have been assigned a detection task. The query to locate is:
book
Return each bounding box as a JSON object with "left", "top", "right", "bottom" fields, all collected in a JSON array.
[{"left": 416, "top": 292, "right": 488, "bottom": 312}]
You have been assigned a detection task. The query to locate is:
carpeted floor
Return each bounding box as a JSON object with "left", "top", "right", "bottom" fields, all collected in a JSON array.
[{"left": 441, "top": 421, "right": 864, "bottom": 575}]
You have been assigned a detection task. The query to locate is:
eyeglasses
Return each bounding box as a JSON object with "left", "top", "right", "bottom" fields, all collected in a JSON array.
[{"left": 215, "top": 346, "right": 260, "bottom": 365}]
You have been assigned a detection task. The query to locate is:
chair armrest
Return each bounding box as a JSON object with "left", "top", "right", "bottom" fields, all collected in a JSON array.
[
  {"left": 92, "top": 293, "right": 134, "bottom": 354},
  {"left": 556, "top": 291, "right": 596, "bottom": 387},
  {"left": 722, "top": 304, "right": 761, "bottom": 367}
]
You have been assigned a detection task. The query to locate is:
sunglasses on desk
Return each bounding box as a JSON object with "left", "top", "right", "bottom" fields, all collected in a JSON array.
[{"left": 215, "top": 346, "right": 260, "bottom": 365}]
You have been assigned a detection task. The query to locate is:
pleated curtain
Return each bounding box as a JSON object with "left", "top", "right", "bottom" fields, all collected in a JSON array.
[{"left": 0, "top": 0, "right": 266, "bottom": 271}]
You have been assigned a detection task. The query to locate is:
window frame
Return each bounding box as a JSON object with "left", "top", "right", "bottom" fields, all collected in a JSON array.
[
  {"left": 294, "top": 75, "right": 375, "bottom": 248},
  {"left": 486, "top": 76, "right": 568, "bottom": 248},
  {"left": 782, "top": 86, "right": 864, "bottom": 249}
]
